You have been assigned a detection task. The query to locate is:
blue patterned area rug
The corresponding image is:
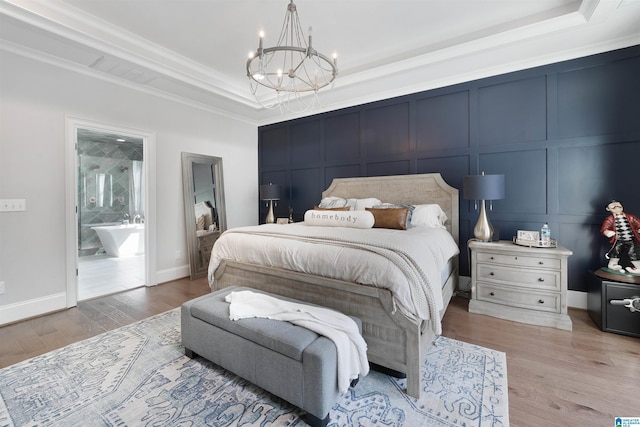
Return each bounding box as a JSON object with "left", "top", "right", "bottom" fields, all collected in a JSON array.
[{"left": 0, "top": 309, "right": 509, "bottom": 427}]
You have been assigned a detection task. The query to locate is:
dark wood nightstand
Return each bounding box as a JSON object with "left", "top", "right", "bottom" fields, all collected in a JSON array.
[{"left": 587, "top": 270, "right": 640, "bottom": 338}]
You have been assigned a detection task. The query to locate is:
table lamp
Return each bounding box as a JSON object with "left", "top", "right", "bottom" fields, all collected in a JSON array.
[
  {"left": 259, "top": 183, "right": 281, "bottom": 224},
  {"left": 463, "top": 172, "right": 505, "bottom": 241}
]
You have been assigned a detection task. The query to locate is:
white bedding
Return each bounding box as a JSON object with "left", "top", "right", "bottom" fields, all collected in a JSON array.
[{"left": 208, "top": 223, "right": 459, "bottom": 326}]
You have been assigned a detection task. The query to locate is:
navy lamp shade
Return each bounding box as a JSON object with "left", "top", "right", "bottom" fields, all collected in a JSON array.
[
  {"left": 463, "top": 173, "right": 505, "bottom": 242},
  {"left": 259, "top": 183, "right": 281, "bottom": 223}
]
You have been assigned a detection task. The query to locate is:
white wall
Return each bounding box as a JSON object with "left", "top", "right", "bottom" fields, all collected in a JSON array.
[{"left": 0, "top": 51, "right": 258, "bottom": 324}]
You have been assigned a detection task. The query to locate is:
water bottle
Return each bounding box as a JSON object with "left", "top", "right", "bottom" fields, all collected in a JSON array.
[{"left": 541, "top": 222, "right": 551, "bottom": 246}]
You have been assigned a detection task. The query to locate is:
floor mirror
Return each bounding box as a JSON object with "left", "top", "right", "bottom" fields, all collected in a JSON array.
[{"left": 181, "top": 152, "right": 227, "bottom": 279}]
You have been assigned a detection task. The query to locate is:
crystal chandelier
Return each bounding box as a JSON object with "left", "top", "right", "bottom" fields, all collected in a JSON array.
[{"left": 246, "top": 0, "right": 338, "bottom": 113}]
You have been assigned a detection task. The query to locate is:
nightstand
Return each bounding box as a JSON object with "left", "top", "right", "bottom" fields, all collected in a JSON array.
[
  {"left": 468, "top": 240, "right": 573, "bottom": 331},
  {"left": 587, "top": 270, "right": 640, "bottom": 338},
  {"left": 197, "top": 231, "right": 221, "bottom": 269}
]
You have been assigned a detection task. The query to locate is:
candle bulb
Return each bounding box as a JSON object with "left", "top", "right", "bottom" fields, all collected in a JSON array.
[{"left": 332, "top": 52, "right": 338, "bottom": 66}]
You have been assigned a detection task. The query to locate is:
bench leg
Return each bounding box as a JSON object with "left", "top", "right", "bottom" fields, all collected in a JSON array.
[
  {"left": 184, "top": 348, "right": 196, "bottom": 358},
  {"left": 304, "top": 413, "right": 329, "bottom": 427}
]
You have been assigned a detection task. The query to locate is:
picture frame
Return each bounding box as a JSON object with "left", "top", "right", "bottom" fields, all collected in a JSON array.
[{"left": 517, "top": 230, "right": 539, "bottom": 242}]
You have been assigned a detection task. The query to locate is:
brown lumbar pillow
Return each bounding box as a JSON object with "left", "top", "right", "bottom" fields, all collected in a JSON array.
[{"left": 366, "top": 207, "right": 410, "bottom": 230}]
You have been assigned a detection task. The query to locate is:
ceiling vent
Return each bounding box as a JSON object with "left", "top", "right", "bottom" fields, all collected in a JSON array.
[{"left": 89, "top": 56, "right": 156, "bottom": 85}]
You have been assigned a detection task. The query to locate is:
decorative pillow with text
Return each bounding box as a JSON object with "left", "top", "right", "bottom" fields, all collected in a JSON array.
[{"left": 304, "top": 209, "right": 375, "bottom": 228}]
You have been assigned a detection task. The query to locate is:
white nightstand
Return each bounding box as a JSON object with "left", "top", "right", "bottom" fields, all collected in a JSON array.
[{"left": 468, "top": 240, "right": 573, "bottom": 331}]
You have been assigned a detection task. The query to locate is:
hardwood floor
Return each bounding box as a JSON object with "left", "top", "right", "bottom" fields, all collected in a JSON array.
[
  {"left": 442, "top": 297, "right": 640, "bottom": 427},
  {"left": 1, "top": 279, "right": 638, "bottom": 426},
  {"left": 0, "top": 277, "right": 210, "bottom": 368}
]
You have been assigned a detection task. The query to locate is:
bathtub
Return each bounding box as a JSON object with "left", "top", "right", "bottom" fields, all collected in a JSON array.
[{"left": 91, "top": 224, "right": 145, "bottom": 257}]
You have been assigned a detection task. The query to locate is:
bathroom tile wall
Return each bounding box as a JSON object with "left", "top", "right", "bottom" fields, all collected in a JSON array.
[{"left": 78, "top": 140, "right": 143, "bottom": 256}]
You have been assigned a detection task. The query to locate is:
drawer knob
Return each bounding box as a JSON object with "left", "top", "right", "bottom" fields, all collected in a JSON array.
[
  {"left": 538, "top": 278, "right": 545, "bottom": 282},
  {"left": 490, "top": 256, "right": 494, "bottom": 260},
  {"left": 490, "top": 292, "right": 495, "bottom": 296},
  {"left": 539, "top": 261, "right": 544, "bottom": 265},
  {"left": 538, "top": 299, "right": 545, "bottom": 304},
  {"left": 490, "top": 272, "right": 495, "bottom": 276},
  {"left": 514, "top": 257, "right": 518, "bottom": 260}
]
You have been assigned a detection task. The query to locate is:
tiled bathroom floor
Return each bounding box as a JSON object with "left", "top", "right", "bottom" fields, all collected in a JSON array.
[{"left": 78, "top": 254, "right": 145, "bottom": 300}]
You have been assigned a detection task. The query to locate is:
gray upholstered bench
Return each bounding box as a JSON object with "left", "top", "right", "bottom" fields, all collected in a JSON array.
[{"left": 181, "top": 286, "right": 361, "bottom": 427}]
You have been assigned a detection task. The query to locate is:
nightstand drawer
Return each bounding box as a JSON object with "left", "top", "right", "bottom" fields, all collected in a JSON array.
[
  {"left": 476, "top": 283, "right": 561, "bottom": 313},
  {"left": 198, "top": 232, "right": 221, "bottom": 246},
  {"left": 201, "top": 243, "right": 214, "bottom": 258},
  {"left": 477, "top": 252, "right": 561, "bottom": 270},
  {"left": 477, "top": 264, "right": 560, "bottom": 291}
]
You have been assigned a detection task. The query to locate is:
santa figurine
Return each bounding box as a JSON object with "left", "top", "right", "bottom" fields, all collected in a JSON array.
[{"left": 601, "top": 200, "right": 640, "bottom": 275}]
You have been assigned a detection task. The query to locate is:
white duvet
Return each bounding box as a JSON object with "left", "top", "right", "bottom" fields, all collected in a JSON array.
[{"left": 208, "top": 223, "right": 459, "bottom": 333}]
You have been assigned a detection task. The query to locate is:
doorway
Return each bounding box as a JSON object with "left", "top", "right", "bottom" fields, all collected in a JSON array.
[{"left": 65, "top": 117, "right": 157, "bottom": 306}]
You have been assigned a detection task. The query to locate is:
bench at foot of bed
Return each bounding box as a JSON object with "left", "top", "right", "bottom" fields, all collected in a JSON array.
[{"left": 181, "top": 286, "right": 362, "bottom": 427}]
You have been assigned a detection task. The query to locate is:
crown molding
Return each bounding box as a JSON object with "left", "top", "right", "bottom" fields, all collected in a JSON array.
[
  {"left": 255, "top": 32, "right": 640, "bottom": 126},
  {"left": 0, "top": 0, "right": 258, "bottom": 107},
  {"left": 0, "top": 39, "right": 259, "bottom": 126}
]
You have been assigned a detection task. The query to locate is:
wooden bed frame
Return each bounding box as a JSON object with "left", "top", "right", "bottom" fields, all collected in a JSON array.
[{"left": 211, "top": 173, "right": 459, "bottom": 398}]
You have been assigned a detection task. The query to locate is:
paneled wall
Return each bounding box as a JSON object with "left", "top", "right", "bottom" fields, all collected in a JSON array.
[{"left": 258, "top": 45, "right": 640, "bottom": 292}]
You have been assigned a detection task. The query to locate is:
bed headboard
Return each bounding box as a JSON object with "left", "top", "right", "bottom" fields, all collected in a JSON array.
[
  {"left": 322, "top": 173, "right": 459, "bottom": 244},
  {"left": 194, "top": 201, "right": 214, "bottom": 229}
]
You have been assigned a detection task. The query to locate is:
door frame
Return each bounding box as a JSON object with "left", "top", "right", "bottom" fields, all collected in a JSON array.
[{"left": 65, "top": 116, "right": 157, "bottom": 306}]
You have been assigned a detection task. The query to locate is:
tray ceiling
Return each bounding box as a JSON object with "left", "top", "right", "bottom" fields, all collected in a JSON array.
[{"left": 1, "top": 0, "right": 639, "bottom": 125}]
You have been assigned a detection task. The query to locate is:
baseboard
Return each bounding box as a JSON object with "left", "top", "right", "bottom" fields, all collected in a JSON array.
[
  {"left": 567, "top": 290, "right": 587, "bottom": 310},
  {"left": 0, "top": 292, "right": 67, "bottom": 326},
  {"left": 156, "top": 264, "right": 190, "bottom": 284},
  {"left": 0, "top": 265, "right": 192, "bottom": 326},
  {"left": 457, "top": 276, "right": 472, "bottom": 292}
]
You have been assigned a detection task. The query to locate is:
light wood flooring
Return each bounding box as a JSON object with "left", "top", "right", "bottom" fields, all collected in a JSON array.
[{"left": 1, "top": 278, "right": 638, "bottom": 426}]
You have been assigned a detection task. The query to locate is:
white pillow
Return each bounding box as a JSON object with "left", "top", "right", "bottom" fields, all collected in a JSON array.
[
  {"left": 411, "top": 204, "right": 448, "bottom": 228},
  {"left": 317, "top": 197, "right": 355, "bottom": 210},
  {"left": 354, "top": 198, "right": 381, "bottom": 211},
  {"left": 304, "top": 209, "right": 375, "bottom": 229},
  {"left": 196, "top": 214, "right": 206, "bottom": 231}
]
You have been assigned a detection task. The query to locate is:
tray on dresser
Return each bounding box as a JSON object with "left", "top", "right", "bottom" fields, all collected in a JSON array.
[{"left": 512, "top": 236, "right": 558, "bottom": 248}]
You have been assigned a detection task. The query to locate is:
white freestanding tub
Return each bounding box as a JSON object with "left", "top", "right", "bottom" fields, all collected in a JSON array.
[{"left": 91, "top": 224, "right": 145, "bottom": 257}]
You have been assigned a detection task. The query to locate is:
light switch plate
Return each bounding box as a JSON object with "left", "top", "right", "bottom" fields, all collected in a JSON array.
[{"left": 0, "top": 199, "right": 26, "bottom": 212}]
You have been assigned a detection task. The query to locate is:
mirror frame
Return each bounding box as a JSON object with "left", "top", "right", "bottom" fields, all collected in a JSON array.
[{"left": 181, "top": 152, "right": 227, "bottom": 279}]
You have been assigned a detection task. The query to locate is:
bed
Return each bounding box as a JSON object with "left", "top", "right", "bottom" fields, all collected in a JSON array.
[{"left": 208, "top": 173, "right": 459, "bottom": 398}]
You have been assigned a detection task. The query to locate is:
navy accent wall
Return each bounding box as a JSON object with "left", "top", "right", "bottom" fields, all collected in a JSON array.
[{"left": 258, "top": 45, "right": 640, "bottom": 292}]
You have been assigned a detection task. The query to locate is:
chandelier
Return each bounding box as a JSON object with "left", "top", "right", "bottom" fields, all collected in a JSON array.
[{"left": 246, "top": 0, "right": 338, "bottom": 113}]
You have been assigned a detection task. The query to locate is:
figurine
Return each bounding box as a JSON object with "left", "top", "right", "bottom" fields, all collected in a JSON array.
[{"left": 600, "top": 200, "right": 640, "bottom": 275}]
